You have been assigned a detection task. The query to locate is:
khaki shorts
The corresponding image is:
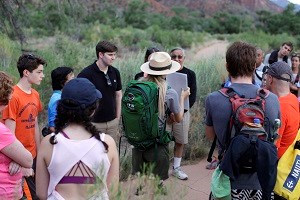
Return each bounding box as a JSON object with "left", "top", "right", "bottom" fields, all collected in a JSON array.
[
  {"left": 92, "top": 118, "right": 120, "bottom": 143},
  {"left": 167, "top": 111, "right": 190, "bottom": 144}
]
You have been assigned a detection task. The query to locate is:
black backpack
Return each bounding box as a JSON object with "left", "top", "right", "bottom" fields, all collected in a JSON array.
[{"left": 218, "top": 88, "right": 278, "bottom": 199}]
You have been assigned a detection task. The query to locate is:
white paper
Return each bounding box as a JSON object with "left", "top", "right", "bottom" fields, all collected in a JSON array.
[{"left": 166, "top": 72, "right": 189, "bottom": 110}]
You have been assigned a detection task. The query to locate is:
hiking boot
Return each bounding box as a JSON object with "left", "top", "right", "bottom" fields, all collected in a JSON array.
[{"left": 172, "top": 167, "right": 188, "bottom": 180}]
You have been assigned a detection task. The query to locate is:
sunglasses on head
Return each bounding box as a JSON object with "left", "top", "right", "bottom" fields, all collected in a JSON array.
[
  {"left": 22, "top": 54, "right": 36, "bottom": 68},
  {"left": 171, "top": 55, "right": 183, "bottom": 59},
  {"left": 104, "top": 74, "right": 112, "bottom": 86},
  {"left": 24, "top": 54, "right": 35, "bottom": 59}
]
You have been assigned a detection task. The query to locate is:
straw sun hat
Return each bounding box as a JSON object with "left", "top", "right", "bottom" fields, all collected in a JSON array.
[{"left": 140, "top": 52, "right": 181, "bottom": 75}]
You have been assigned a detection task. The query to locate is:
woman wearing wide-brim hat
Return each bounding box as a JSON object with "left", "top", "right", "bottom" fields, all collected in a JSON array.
[{"left": 132, "top": 52, "right": 190, "bottom": 187}]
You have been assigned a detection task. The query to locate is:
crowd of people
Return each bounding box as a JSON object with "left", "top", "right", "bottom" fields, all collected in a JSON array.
[{"left": 0, "top": 39, "right": 299, "bottom": 199}]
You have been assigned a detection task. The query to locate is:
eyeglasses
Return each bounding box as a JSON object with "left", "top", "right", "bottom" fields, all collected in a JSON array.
[
  {"left": 171, "top": 55, "right": 183, "bottom": 59},
  {"left": 104, "top": 74, "right": 112, "bottom": 86}
]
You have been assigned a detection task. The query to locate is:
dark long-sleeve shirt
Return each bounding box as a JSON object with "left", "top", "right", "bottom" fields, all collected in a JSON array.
[{"left": 177, "top": 66, "right": 197, "bottom": 108}]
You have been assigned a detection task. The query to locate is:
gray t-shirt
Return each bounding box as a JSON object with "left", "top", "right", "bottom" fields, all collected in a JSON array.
[
  {"left": 158, "top": 88, "right": 181, "bottom": 129},
  {"left": 166, "top": 88, "right": 181, "bottom": 114},
  {"left": 205, "top": 83, "right": 280, "bottom": 189}
]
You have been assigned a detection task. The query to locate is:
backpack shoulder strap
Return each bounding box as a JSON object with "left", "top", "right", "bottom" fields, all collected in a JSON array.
[
  {"left": 219, "top": 87, "right": 239, "bottom": 102},
  {"left": 255, "top": 69, "right": 263, "bottom": 81},
  {"left": 257, "top": 88, "right": 269, "bottom": 99},
  {"left": 218, "top": 87, "right": 238, "bottom": 159}
]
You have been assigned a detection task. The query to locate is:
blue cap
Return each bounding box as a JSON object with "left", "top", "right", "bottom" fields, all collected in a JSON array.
[{"left": 61, "top": 78, "right": 102, "bottom": 108}]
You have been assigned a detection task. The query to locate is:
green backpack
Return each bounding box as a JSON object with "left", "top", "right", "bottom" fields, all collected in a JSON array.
[{"left": 121, "top": 80, "right": 173, "bottom": 151}]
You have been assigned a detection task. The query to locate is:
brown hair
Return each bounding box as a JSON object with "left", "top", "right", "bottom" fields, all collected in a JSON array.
[
  {"left": 282, "top": 41, "right": 293, "bottom": 51},
  {"left": 17, "top": 54, "right": 46, "bottom": 78},
  {"left": 0, "top": 71, "right": 13, "bottom": 105},
  {"left": 226, "top": 41, "right": 256, "bottom": 78},
  {"left": 96, "top": 41, "right": 118, "bottom": 58}
]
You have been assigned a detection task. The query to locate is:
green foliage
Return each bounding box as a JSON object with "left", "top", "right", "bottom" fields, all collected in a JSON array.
[
  {"left": 208, "top": 12, "right": 255, "bottom": 34},
  {"left": 124, "top": 0, "right": 150, "bottom": 29},
  {"left": 0, "top": 34, "right": 20, "bottom": 76},
  {"left": 2, "top": 0, "right": 300, "bottom": 49},
  {"left": 257, "top": 4, "right": 300, "bottom": 37},
  {"left": 227, "top": 31, "right": 298, "bottom": 51}
]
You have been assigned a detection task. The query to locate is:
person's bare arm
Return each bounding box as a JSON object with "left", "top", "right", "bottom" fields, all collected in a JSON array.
[
  {"left": 105, "top": 135, "right": 119, "bottom": 197},
  {"left": 173, "top": 88, "right": 190, "bottom": 122},
  {"left": 2, "top": 139, "right": 33, "bottom": 175},
  {"left": 35, "top": 117, "right": 41, "bottom": 151},
  {"left": 36, "top": 136, "right": 51, "bottom": 200},
  {"left": 205, "top": 125, "right": 216, "bottom": 141},
  {"left": 4, "top": 119, "right": 16, "bottom": 134},
  {"left": 2, "top": 139, "right": 33, "bottom": 168},
  {"left": 115, "top": 90, "right": 122, "bottom": 120},
  {"left": 290, "top": 83, "right": 298, "bottom": 93},
  {"left": 4, "top": 119, "right": 27, "bottom": 175}
]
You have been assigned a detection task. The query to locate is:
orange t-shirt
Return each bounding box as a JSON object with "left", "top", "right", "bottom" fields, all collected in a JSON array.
[
  {"left": 2, "top": 85, "right": 42, "bottom": 158},
  {"left": 276, "top": 93, "right": 299, "bottom": 158}
]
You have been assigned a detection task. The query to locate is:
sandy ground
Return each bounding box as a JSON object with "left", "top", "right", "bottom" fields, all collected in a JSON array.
[{"left": 186, "top": 40, "right": 229, "bottom": 61}]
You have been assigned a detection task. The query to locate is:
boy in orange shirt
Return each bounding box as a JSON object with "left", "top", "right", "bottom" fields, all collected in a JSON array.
[{"left": 2, "top": 53, "right": 46, "bottom": 199}]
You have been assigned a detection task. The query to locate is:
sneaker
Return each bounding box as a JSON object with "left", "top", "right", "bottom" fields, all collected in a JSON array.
[
  {"left": 206, "top": 159, "right": 218, "bottom": 170},
  {"left": 172, "top": 167, "right": 188, "bottom": 180}
]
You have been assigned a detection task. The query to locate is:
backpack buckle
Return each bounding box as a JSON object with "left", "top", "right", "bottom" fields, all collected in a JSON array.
[
  {"left": 250, "top": 135, "right": 257, "bottom": 144},
  {"left": 295, "top": 141, "right": 300, "bottom": 150}
]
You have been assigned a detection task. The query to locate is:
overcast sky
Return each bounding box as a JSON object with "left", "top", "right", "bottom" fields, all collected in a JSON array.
[{"left": 289, "top": 0, "right": 300, "bottom": 4}]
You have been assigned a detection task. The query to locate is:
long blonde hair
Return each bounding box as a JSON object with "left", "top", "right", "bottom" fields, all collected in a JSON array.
[{"left": 140, "top": 75, "right": 167, "bottom": 119}]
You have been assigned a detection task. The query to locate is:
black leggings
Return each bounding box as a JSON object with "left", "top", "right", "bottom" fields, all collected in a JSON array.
[{"left": 23, "top": 158, "right": 39, "bottom": 200}]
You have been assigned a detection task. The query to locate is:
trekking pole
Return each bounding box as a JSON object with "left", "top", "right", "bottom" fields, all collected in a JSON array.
[
  {"left": 119, "top": 135, "right": 124, "bottom": 156},
  {"left": 118, "top": 135, "right": 121, "bottom": 156}
]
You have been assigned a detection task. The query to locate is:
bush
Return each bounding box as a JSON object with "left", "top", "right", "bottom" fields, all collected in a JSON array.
[
  {"left": 0, "top": 33, "right": 20, "bottom": 77},
  {"left": 227, "top": 31, "right": 298, "bottom": 51}
]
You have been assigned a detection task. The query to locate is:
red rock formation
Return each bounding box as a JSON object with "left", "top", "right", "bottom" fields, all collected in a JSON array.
[{"left": 144, "top": 0, "right": 283, "bottom": 15}]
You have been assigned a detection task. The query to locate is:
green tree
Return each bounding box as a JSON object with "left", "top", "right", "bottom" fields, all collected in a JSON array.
[{"left": 124, "top": 0, "right": 150, "bottom": 29}]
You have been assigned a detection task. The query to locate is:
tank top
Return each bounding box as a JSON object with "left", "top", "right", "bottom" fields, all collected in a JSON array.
[{"left": 47, "top": 132, "right": 110, "bottom": 198}]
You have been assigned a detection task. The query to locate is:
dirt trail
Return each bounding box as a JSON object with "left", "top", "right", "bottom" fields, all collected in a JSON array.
[
  {"left": 187, "top": 40, "right": 229, "bottom": 61},
  {"left": 121, "top": 158, "right": 214, "bottom": 200}
]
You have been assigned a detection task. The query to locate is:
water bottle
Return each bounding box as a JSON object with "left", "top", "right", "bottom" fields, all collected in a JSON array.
[
  {"left": 253, "top": 118, "right": 262, "bottom": 127},
  {"left": 274, "top": 119, "right": 281, "bottom": 130},
  {"left": 253, "top": 118, "right": 261, "bottom": 125}
]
